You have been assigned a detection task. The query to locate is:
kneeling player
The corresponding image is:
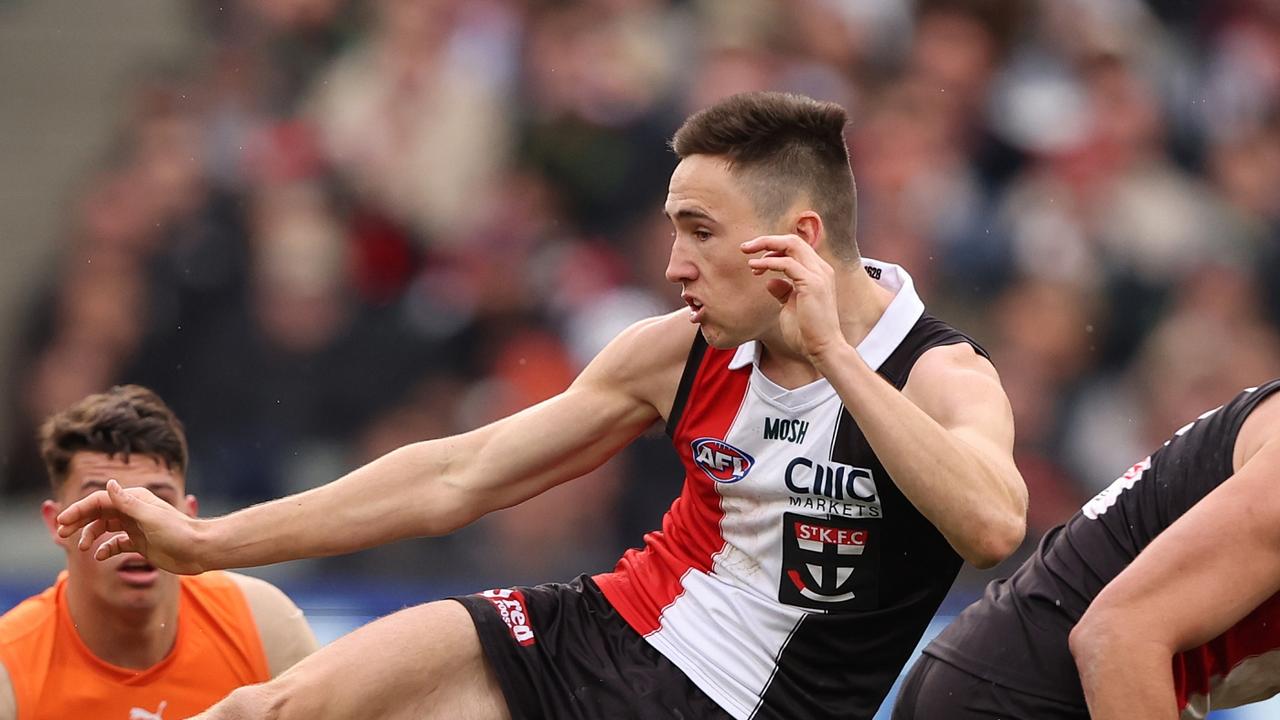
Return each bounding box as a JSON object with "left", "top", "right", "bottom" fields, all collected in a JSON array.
[
  {"left": 0, "top": 386, "right": 317, "bottom": 719},
  {"left": 894, "top": 379, "right": 1280, "bottom": 719}
]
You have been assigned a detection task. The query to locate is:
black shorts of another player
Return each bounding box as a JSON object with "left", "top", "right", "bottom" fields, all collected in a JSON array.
[
  {"left": 452, "top": 575, "right": 734, "bottom": 720},
  {"left": 892, "top": 655, "right": 1089, "bottom": 720}
]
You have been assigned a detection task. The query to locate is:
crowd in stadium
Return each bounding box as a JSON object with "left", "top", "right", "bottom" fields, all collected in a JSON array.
[{"left": 4, "top": 0, "right": 1280, "bottom": 590}]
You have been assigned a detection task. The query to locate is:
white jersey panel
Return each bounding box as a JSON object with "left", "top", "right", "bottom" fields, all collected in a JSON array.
[
  {"left": 648, "top": 571, "right": 806, "bottom": 720},
  {"left": 715, "top": 382, "right": 847, "bottom": 602}
]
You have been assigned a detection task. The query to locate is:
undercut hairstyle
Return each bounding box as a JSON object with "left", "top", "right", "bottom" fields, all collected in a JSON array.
[
  {"left": 672, "top": 91, "right": 859, "bottom": 260},
  {"left": 39, "top": 385, "right": 189, "bottom": 496}
]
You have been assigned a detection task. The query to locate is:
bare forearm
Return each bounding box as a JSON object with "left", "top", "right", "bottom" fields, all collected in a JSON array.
[
  {"left": 814, "top": 343, "right": 1024, "bottom": 566},
  {"left": 203, "top": 441, "right": 465, "bottom": 569},
  {"left": 1072, "top": 624, "right": 1180, "bottom": 720}
]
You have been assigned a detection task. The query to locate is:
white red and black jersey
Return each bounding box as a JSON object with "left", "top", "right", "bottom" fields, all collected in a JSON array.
[
  {"left": 1176, "top": 590, "right": 1280, "bottom": 718},
  {"left": 595, "top": 260, "right": 989, "bottom": 720},
  {"left": 925, "top": 379, "right": 1280, "bottom": 719}
]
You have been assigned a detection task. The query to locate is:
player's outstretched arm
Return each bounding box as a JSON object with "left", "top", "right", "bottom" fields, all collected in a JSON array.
[
  {"left": 56, "top": 314, "right": 691, "bottom": 574},
  {"left": 1071, "top": 401, "right": 1280, "bottom": 719},
  {"left": 743, "top": 233, "right": 1027, "bottom": 568}
]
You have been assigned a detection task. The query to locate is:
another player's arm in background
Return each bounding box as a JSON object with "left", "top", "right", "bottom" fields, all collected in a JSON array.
[
  {"left": 57, "top": 314, "right": 690, "bottom": 574},
  {"left": 743, "top": 232, "right": 1026, "bottom": 569},
  {"left": 1070, "top": 397, "right": 1280, "bottom": 720},
  {"left": 227, "top": 572, "right": 320, "bottom": 677},
  {"left": 0, "top": 662, "right": 14, "bottom": 720}
]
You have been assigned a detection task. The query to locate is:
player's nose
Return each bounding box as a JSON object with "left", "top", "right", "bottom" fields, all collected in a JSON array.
[{"left": 665, "top": 238, "right": 697, "bottom": 284}]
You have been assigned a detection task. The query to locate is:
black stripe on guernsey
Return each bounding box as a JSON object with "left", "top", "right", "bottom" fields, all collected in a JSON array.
[
  {"left": 665, "top": 333, "right": 709, "bottom": 437},
  {"left": 749, "top": 616, "right": 805, "bottom": 719},
  {"left": 750, "top": 317, "right": 984, "bottom": 720}
]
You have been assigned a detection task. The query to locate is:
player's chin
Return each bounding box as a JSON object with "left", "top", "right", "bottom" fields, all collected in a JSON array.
[
  {"left": 700, "top": 326, "right": 733, "bottom": 350},
  {"left": 110, "top": 583, "right": 165, "bottom": 611},
  {"left": 705, "top": 324, "right": 757, "bottom": 351}
]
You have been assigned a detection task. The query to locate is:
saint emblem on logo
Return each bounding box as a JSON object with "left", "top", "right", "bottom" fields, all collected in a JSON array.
[{"left": 779, "top": 512, "right": 879, "bottom": 611}]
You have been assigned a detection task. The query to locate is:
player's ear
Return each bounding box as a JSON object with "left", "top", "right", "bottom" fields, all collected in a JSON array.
[
  {"left": 182, "top": 494, "right": 198, "bottom": 518},
  {"left": 41, "top": 499, "right": 68, "bottom": 547},
  {"left": 793, "top": 212, "right": 822, "bottom": 250}
]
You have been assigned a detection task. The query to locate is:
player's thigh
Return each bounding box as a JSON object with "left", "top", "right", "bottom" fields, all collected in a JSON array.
[{"left": 224, "top": 599, "right": 509, "bottom": 720}]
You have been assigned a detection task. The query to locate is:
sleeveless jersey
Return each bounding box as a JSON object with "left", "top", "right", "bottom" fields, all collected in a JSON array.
[
  {"left": 925, "top": 380, "right": 1280, "bottom": 718},
  {"left": 0, "top": 571, "right": 271, "bottom": 720},
  {"left": 595, "top": 260, "right": 989, "bottom": 720}
]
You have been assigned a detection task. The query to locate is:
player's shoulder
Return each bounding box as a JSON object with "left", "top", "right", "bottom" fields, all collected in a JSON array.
[
  {"left": 179, "top": 570, "right": 299, "bottom": 631},
  {"left": 585, "top": 311, "right": 698, "bottom": 383},
  {"left": 574, "top": 311, "right": 699, "bottom": 417},
  {"left": 0, "top": 658, "right": 13, "bottom": 720},
  {"left": 0, "top": 583, "right": 58, "bottom": 718},
  {"left": 900, "top": 340, "right": 1013, "bottom": 443},
  {"left": 913, "top": 339, "right": 996, "bottom": 377},
  {"left": 223, "top": 572, "right": 317, "bottom": 677},
  {"left": 222, "top": 572, "right": 305, "bottom": 620},
  {"left": 1233, "top": 382, "right": 1280, "bottom": 471},
  {"left": 610, "top": 311, "right": 699, "bottom": 358},
  {"left": 0, "top": 584, "right": 58, "bottom": 647},
  {"left": 905, "top": 341, "right": 1002, "bottom": 403}
]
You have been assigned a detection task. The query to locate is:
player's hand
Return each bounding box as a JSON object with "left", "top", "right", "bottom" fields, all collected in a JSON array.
[
  {"left": 56, "top": 479, "right": 208, "bottom": 575},
  {"left": 741, "top": 234, "right": 843, "bottom": 363}
]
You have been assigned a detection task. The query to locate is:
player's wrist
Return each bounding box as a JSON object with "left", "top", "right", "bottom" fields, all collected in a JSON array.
[
  {"left": 189, "top": 516, "right": 226, "bottom": 573},
  {"left": 808, "top": 338, "right": 859, "bottom": 377}
]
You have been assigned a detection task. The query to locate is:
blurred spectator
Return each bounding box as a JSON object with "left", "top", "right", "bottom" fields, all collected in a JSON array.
[
  {"left": 308, "top": 0, "right": 519, "bottom": 242},
  {"left": 7, "top": 0, "right": 1280, "bottom": 593},
  {"left": 517, "top": 0, "right": 680, "bottom": 238},
  {"left": 988, "top": 279, "right": 1098, "bottom": 533}
]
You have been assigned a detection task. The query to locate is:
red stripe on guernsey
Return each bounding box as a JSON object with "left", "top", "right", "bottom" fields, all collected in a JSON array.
[
  {"left": 595, "top": 345, "right": 750, "bottom": 636},
  {"left": 1174, "top": 590, "right": 1280, "bottom": 709}
]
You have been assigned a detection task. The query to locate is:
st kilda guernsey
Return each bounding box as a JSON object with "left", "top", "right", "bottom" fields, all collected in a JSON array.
[{"left": 595, "top": 260, "right": 988, "bottom": 720}]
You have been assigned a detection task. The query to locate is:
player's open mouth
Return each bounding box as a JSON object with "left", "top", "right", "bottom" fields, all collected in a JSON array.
[
  {"left": 683, "top": 296, "right": 705, "bottom": 323},
  {"left": 117, "top": 557, "right": 160, "bottom": 586}
]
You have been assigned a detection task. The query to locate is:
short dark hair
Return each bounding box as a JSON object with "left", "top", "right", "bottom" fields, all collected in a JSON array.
[
  {"left": 671, "top": 91, "right": 858, "bottom": 259},
  {"left": 39, "top": 385, "right": 189, "bottom": 496}
]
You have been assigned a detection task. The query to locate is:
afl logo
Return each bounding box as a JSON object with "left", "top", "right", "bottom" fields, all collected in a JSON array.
[{"left": 691, "top": 437, "right": 755, "bottom": 483}]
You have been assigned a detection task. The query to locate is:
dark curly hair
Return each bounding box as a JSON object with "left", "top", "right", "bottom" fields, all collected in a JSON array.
[{"left": 39, "top": 384, "right": 188, "bottom": 496}]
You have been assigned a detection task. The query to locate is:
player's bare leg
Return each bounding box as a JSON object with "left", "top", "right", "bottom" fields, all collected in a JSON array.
[{"left": 193, "top": 599, "right": 511, "bottom": 720}]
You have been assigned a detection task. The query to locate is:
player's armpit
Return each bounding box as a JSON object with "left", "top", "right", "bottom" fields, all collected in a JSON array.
[
  {"left": 0, "top": 661, "right": 15, "bottom": 720},
  {"left": 1071, "top": 437, "right": 1280, "bottom": 720},
  {"left": 227, "top": 572, "right": 319, "bottom": 677}
]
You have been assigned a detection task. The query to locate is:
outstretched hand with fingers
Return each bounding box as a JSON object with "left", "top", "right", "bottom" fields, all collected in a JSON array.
[
  {"left": 56, "top": 479, "right": 208, "bottom": 575},
  {"left": 742, "top": 234, "right": 843, "bottom": 363}
]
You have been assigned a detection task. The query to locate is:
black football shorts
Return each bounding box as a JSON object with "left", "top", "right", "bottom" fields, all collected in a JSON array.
[
  {"left": 892, "top": 654, "right": 1090, "bottom": 720},
  {"left": 453, "top": 575, "right": 735, "bottom": 720}
]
